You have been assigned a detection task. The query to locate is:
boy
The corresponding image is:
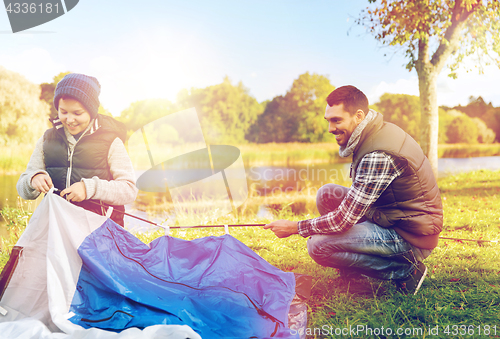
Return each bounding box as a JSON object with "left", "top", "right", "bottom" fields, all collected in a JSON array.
[{"left": 17, "top": 73, "right": 138, "bottom": 226}]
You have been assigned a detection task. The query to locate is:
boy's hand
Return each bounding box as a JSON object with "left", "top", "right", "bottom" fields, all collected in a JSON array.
[
  {"left": 264, "top": 220, "right": 299, "bottom": 238},
  {"left": 31, "top": 173, "right": 53, "bottom": 194},
  {"left": 60, "top": 182, "right": 87, "bottom": 202}
]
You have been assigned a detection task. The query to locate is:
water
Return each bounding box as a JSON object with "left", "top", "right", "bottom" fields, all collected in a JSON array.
[
  {"left": 437, "top": 156, "right": 500, "bottom": 178},
  {"left": 0, "top": 174, "right": 24, "bottom": 210},
  {"left": 2, "top": 156, "right": 500, "bottom": 219}
]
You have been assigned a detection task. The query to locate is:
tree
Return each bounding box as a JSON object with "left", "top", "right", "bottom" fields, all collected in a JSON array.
[
  {"left": 446, "top": 114, "right": 478, "bottom": 143},
  {"left": 442, "top": 109, "right": 495, "bottom": 143},
  {"left": 373, "top": 93, "right": 421, "bottom": 142},
  {"left": 453, "top": 96, "right": 500, "bottom": 142},
  {"left": 246, "top": 72, "right": 335, "bottom": 143},
  {"left": 438, "top": 108, "right": 455, "bottom": 143},
  {"left": 246, "top": 95, "right": 291, "bottom": 143},
  {"left": 177, "top": 77, "right": 263, "bottom": 144},
  {"left": 357, "top": 0, "right": 500, "bottom": 178},
  {"left": 471, "top": 117, "right": 496, "bottom": 143},
  {"left": 0, "top": 66, "right": 50, "bottom": 145},
  {"left": 457, "top": 96, "right": 493, "bottom": 118},
  {"left": 118, "top": 98, "right": 178, "bottom": 133},
  {"left": 40, "top": 72, "right": 114, "bottom": 119},
  {"left": 40, "top": 71, "right": 70, "bottom": 120}
]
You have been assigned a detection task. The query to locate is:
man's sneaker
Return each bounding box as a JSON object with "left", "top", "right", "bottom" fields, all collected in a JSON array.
[
  {"left": 337, "top": 269, "right": 386, "bottom": 296},
  {"left": 338, "top": 268, "right": 366, "bottom": 282},
  {"left": 396, "top": 261, "right": 428, "bottom": 295}
]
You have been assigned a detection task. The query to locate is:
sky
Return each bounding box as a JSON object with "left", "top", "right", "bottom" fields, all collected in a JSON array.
[{"left": 1, "top": 0, "right": 499, "bottom": 116}]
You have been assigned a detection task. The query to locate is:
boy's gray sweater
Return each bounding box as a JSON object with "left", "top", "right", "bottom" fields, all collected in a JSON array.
[{"left": 17, "top": 126, "right": 138, "bottom": 206}]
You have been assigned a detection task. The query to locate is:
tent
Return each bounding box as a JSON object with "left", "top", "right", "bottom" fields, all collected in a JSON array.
[{"left": 0, "top": 190, "right": 308, "bottom": 338}]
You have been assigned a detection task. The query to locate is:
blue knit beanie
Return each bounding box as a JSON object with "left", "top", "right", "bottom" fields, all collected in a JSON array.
[{"left": 54, "top": 73, "right": 101, "bottom": 119}]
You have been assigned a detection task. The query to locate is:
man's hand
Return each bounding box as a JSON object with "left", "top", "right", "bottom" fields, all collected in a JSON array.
[
  {"left": 264, "top": 219, "right": 299, "bottom": 238},
  {"left": 31, "top": 173, "right": 53, "bottom": 194},
  {"left": 60, "top": 182, "right": 87, "bottom": 202}
]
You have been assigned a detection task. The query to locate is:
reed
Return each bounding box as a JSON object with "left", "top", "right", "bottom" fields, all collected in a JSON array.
[
  {"left": 3, "top": 142, "right": 500, "bottom": 174},
  {"left": 438, "top": 143, "right": 500, "bottom": 158},
  {"left": 0, "top": 144, "right": 35, "bottom": 175},
  {"left": 241, "top": 142, "right": 500, "bottom": 165},
  {"left": 238, "top": 142, "right": 345, "bottom": 166}
]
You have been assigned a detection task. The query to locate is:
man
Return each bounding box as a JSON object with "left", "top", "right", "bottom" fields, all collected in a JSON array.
[{"left": 264, "top": 85, "right": 443, "bottom": 295}]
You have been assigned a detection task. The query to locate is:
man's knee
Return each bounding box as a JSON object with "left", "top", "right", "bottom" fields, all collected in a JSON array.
[
  {"left": 306, "top": 235, "right": 327, "bottom": 263},
  {"left": 316, "top": 184, "right": 347, "bottom": 201},
  {"left": 316, "top": 184, "right": 349, "bottom": 215}
]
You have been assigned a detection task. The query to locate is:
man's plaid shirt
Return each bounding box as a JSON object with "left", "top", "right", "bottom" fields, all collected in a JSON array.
[{"left": 297, "top": 151, "right": 406, "bottom": 238}]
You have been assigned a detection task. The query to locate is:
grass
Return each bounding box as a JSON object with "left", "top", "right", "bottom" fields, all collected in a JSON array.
[
  {"left": 2, "top": 170, "right": 500, "bottom": 338},
  {"left": 238, "top": 142, "right": 346, "bottom": 166},
  {"left": 0, "top": 144, "right": 36, "bottom": 175},
  {"left": 0, "top": 201, "right": 34, "bottom": 268}
]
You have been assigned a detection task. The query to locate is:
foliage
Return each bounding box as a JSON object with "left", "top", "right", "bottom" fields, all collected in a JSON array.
[
  {"left": 373, "top": 93, "right": 421, "bottom": 142},
  {"left": 246, "top": 95, "right": 289, "bottom": 143},
  {"left": 40, "top": 71, "right": 113, "bottom": 119},
  {"left": 0, "top": 66, "right": 50, "bottom": 146},
  {"left": 176, "top": 76, "right": 263, "bottom": 144},
  {"left": 443, "top": 108, "right": 495, "bottom": 144},
  {"left": 0, "top": 144, "right": 36, "bottom": 174},
  {"left": 471, "top": 117, "right": 496, "bottom": 143},
  {"left": 39, "top": 71, "right": 70, "bottom": 120},
  {"left": 118, "top": 98, "right": 178, "bottom": 133},
  {"left": 357, "top": 0, "right": 500, "bottom": 178},
  {"left": 246, "top": 72, "right": 335, "bottom": 143},
  {"left": 0, "top": 206, "right": 32, "bottom": 268},
  {"left": 454, "top": 96, "right": 500, "bottom": 142},
  {"left": 446, "top": 114, "right": 478, "bottom": 144},
  {"left": 358, "top": 0, "right": 500, "bottom": 76},
  {"left": 438, "top": 107, "right": 455, "bottom": 143},
  {"left": 458, "top": 96, "right": 495, "bottom": 118}
]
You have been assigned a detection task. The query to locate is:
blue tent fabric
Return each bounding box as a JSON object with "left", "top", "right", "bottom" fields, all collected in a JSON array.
[{"left": 69, "top": 220, "right": 298, "bottom": 338}]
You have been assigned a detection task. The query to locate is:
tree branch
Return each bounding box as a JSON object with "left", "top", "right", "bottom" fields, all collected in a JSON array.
[{"left": 431, "top": 0, "right": 480, "bottom": 72}]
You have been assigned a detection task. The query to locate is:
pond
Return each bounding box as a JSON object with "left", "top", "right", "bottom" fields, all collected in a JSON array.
[{"left": 2, "top": 156, "right": 500, "bottom": 230}]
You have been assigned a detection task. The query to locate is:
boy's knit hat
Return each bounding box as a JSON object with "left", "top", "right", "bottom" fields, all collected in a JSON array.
[{"left": 54, "top": 73, "right": 101, "bottom": 118}]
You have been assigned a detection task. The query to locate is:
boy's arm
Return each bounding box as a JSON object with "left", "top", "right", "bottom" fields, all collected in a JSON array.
[
  {"left": 16, "top": 137, "right": 49, "bottom": 200},
  {"left": 81, "top": 138, "right": 138, "bottom": 205}
]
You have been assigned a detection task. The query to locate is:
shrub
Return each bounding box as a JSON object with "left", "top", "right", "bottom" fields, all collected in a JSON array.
[{"left": 446, "top": 115, "right": 478, "bottom": 144}]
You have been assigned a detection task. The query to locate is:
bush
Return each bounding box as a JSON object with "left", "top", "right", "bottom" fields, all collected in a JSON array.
[
  {"left": 0, "top": 66, "right": 50, "bottom": 146},
  {"left": 446, "top": 115, "right": 478, "bottom": 144},
  {"left": 471, "top": 117, "right": 496, "bottom": 143}
]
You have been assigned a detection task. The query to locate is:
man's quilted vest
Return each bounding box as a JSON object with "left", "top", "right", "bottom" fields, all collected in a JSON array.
[
  {"left": 43, "top": 115, "right": 127, "bottom": 226},
  {"left": 351, "top": 112, "right": 443, "bottom": 249}
]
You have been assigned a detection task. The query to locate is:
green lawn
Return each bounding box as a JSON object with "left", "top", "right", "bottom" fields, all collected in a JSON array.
[{"left": 1, "top": 170, "right": 500, "bottom": 338}]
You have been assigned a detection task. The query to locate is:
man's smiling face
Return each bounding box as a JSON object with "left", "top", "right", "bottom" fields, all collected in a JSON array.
[{"left": 324, "top": 103, "right": 364, "bottom": 147}]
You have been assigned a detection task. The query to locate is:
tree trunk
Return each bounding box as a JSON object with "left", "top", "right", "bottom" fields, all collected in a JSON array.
[{"left": 418, "top": 65, "right": 439, "bottom": 179}]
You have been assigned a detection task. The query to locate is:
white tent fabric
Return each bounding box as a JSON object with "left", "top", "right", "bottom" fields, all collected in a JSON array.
[{"left": 0, "top": 189, "right": 200, "bottom": 339}]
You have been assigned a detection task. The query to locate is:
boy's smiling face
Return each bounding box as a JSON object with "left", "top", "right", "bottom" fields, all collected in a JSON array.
[{"left": 58, "top": 97, "right": 91, "bottom": 135}]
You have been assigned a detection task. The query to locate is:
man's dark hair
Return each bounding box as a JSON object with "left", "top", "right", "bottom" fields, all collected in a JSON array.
[{"left": 326, "top": 85, "right": 369, "bottom": 115}]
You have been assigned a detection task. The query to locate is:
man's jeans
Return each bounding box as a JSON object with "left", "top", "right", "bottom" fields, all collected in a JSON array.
[{"left": 307, "top": 184, "right": 430, "bottom": 280}]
